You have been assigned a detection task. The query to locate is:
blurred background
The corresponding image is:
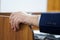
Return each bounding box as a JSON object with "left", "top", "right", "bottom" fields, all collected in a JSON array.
[
  {"left": 0, "top": 0, "right": 60, "bottom": 40},
  {"left": 0, "top": 0, "right": 47, "bottom": 12}
]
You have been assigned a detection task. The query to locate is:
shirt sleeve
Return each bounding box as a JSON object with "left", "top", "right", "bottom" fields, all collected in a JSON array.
[
  {"left": 38, "top": 15, "right": 41, "bottom": 27},
  {"left": 39, "top": 13, "right": 60, "bottom": 35}
]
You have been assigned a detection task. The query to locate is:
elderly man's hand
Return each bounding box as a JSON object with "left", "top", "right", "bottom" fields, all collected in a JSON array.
[{"left": 9, "top": 11, "right": 39, "bottom": 31}]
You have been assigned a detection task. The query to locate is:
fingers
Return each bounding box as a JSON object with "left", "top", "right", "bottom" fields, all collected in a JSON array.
[
  {"left": 11, "top": 17, "right": 20, "bottom": 31},
  {"left": 15, "top": 19, "right": 20, "bottom": 29},
  {"left": 9, "top": 11, "right": 28, "bottom": 31},
  {"left": 10, "top": 14, "right": 16, "bottom": 29},
  {"left": 14, "top": 17, "right": 20, "bottom": 30},
  {"left": 9, "top": 13, "right": 20, "bottom": 31}
]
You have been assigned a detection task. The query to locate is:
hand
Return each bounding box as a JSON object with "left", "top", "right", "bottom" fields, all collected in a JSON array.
[
  {"left": 9, "top": 11, "right": 28, "bottom": 31},
  {"left": 9, "top": 11, "right": 39, "bottom": 31}
]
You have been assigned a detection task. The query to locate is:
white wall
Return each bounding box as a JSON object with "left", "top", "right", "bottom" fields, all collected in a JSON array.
[{"left": 0, "top": 0, "right": 47, "bottom": 12}]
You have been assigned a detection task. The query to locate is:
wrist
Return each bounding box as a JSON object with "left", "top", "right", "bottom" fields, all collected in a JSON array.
[
  {"left": 26, "top": 15, "right": 39, "bottom": 26},
  {"left": 31, "top": 15, "right": 39, "bottom": 26}
]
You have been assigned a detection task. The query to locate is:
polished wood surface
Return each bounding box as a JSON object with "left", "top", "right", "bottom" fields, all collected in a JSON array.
[
  {"left": 47, "top": 0, "right": 60, "bottom": 12},
  {"left": 0, "top": 15, "right": 33, "bottom": 40},
  {"left": 0, "top": 13, "right": 39, "bottom": 30}
]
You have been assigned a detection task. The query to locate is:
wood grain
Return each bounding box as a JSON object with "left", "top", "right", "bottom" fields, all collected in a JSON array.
[
  {"left": 0, "top": 16, "right": 33, "bottom": 40},
  {"left": 0, "top": 17, "right": 4, "bottom": 40}
]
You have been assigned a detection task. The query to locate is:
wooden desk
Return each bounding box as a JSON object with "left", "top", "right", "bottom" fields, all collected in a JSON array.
[{"left": 0, "top": 14, "right": 33, "bottom": 40}]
